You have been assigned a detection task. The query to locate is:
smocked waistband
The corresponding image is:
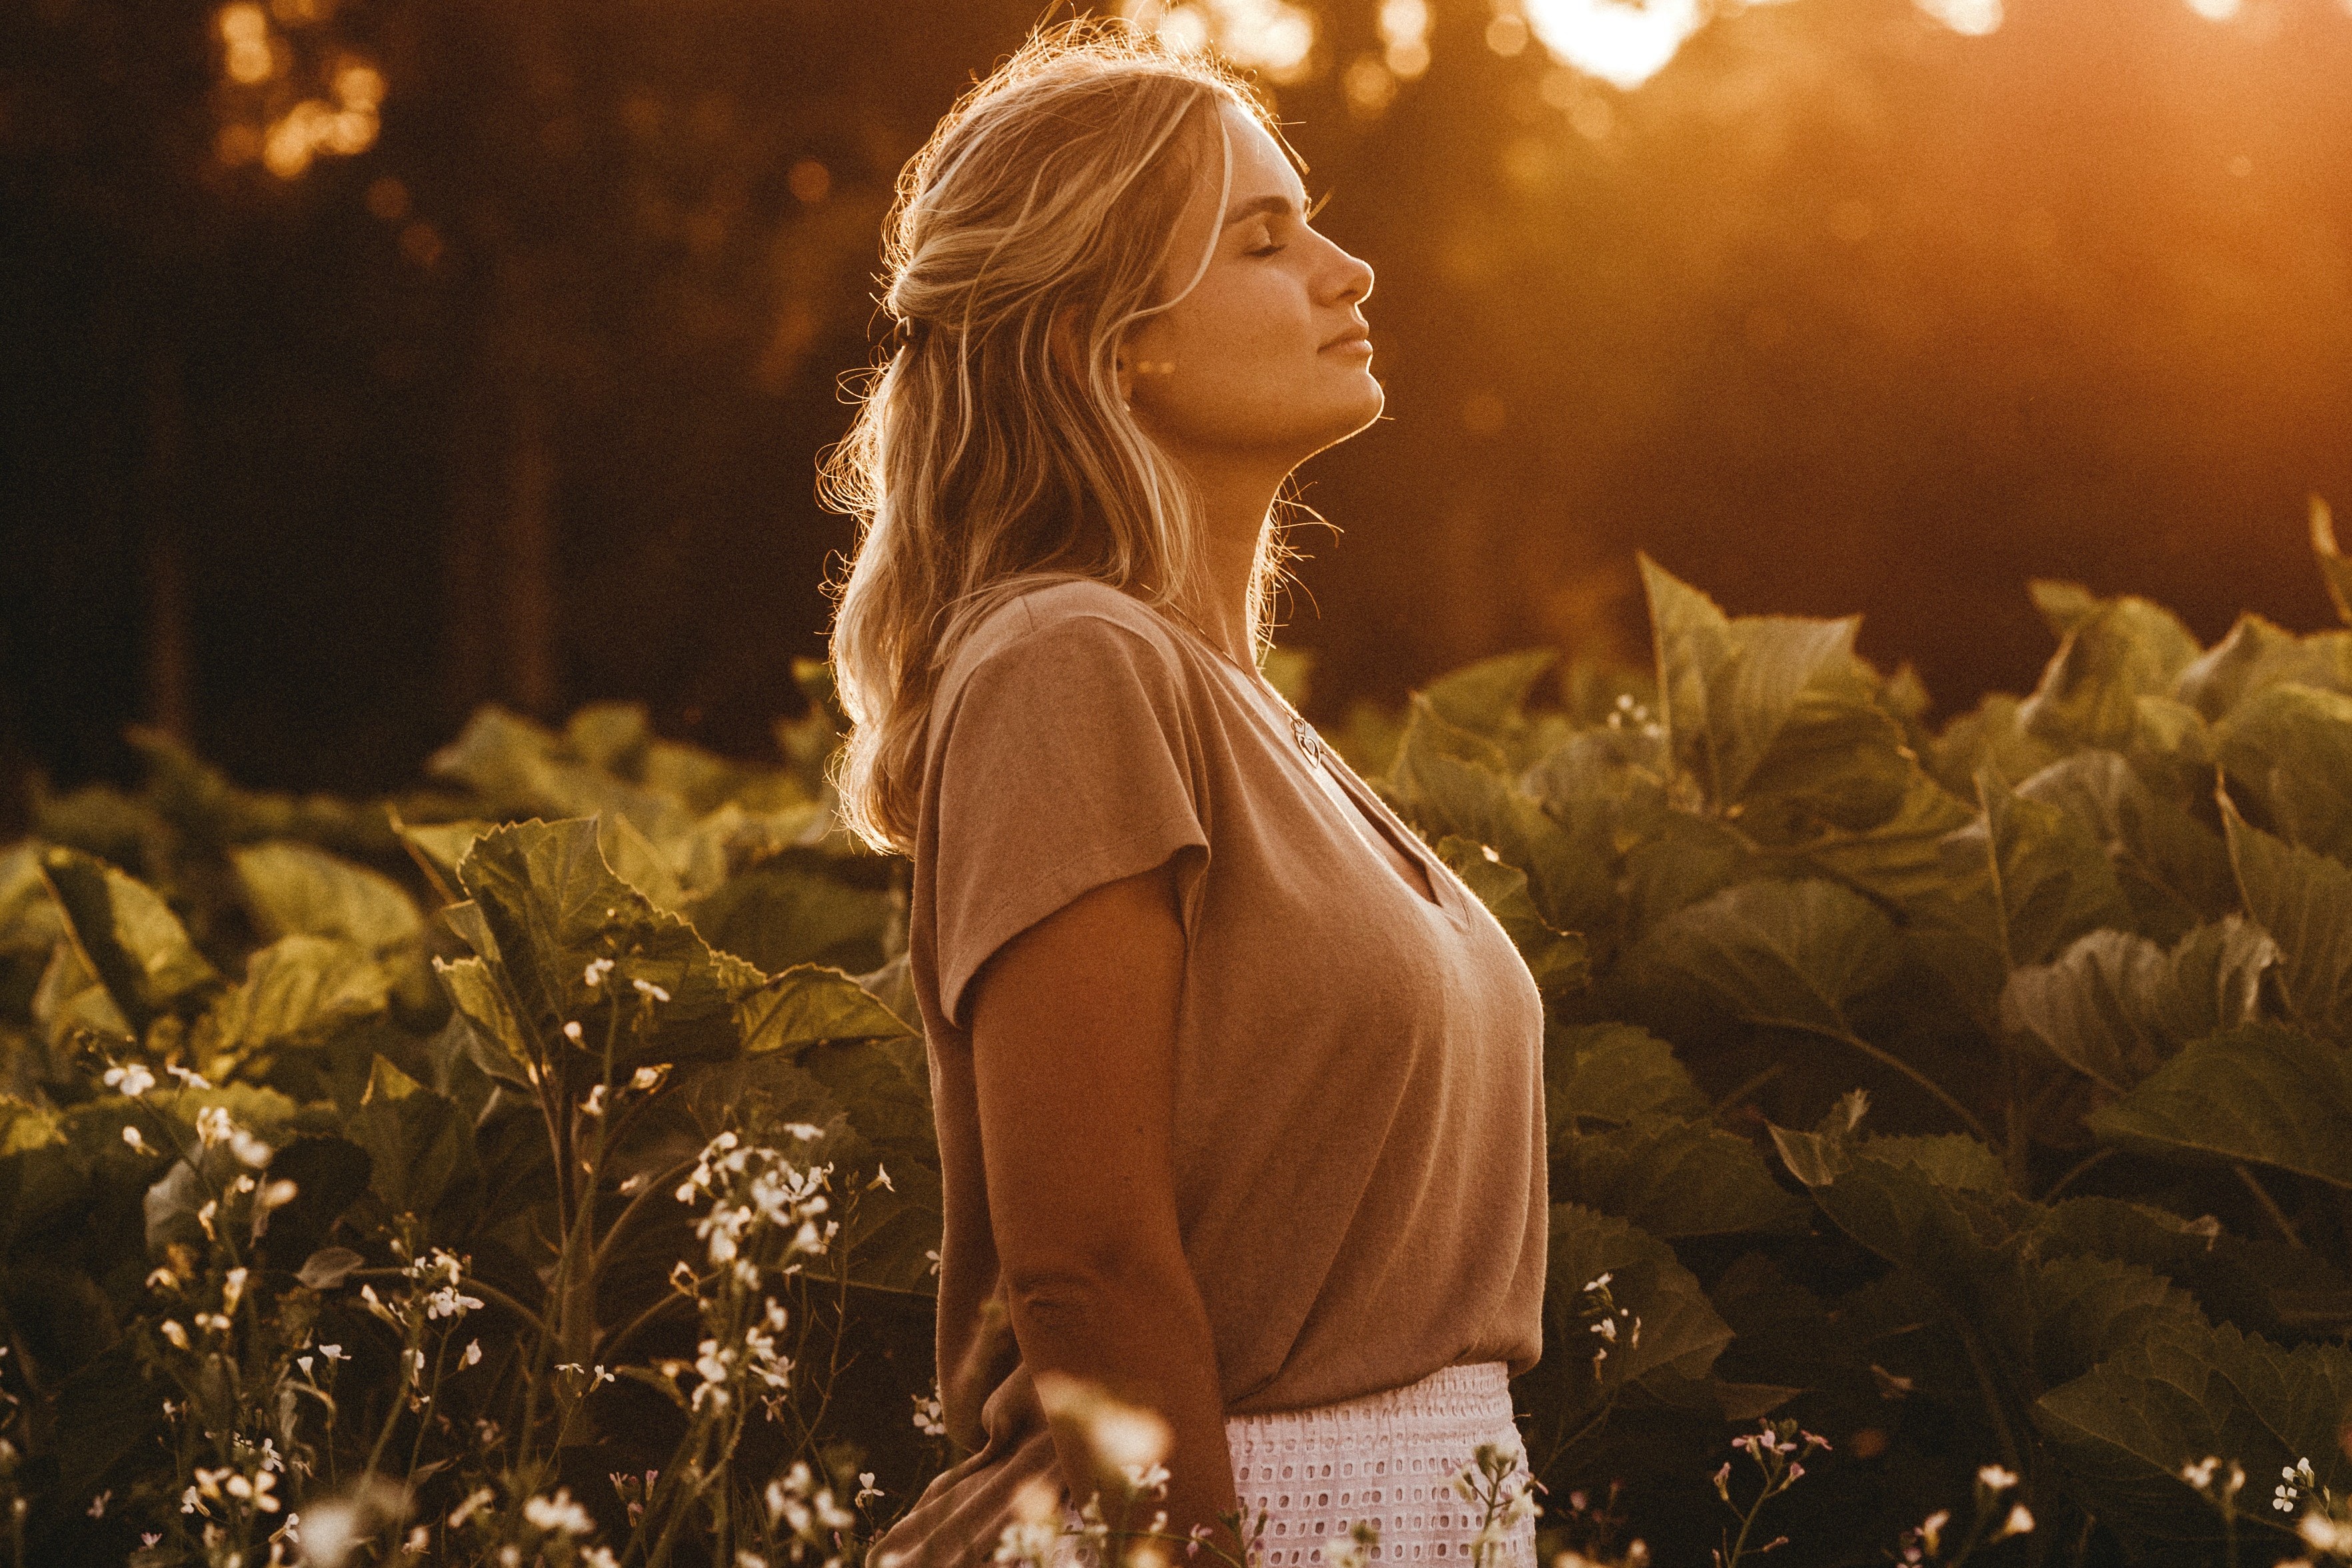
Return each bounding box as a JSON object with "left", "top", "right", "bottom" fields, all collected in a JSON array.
[{"left": 1226, "top": 1361, "right": 1513, "bottom": 1439}]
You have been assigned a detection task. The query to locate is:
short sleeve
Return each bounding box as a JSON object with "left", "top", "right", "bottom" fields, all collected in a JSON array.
[{"left": 930, "top": 606, "right": 1210, "bottom": 1030}]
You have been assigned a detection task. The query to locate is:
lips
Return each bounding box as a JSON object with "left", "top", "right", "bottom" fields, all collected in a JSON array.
[{"left": 1320, "top": 330, "right": 1372, "bottom": 352}]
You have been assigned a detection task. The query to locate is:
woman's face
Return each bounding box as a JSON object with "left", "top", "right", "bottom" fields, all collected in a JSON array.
[{"left": 1119, "top": 101, "right": 1381, "bottom": 472}]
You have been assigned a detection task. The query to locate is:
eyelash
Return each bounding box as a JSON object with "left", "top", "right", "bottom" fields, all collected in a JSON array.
[{"left": 1249, "top": 191, "right": 1335, "bottom": 257}]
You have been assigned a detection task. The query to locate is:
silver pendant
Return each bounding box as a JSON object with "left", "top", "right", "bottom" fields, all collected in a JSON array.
[{"left": 1291, "top": 714, "right": 1326, "bottom": 768}]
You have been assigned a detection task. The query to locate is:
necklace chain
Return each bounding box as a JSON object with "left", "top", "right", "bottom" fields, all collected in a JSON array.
[{"left": 1162, "top": 602, "right": 1328, "bottom": 770}]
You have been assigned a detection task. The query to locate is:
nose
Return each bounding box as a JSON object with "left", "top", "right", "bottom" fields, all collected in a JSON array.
[{"left": 1322, "top": 236, "right": 1374, "bottom": 309}]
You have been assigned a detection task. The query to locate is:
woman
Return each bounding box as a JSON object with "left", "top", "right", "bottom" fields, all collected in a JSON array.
[{"left": 824, "top": 20, "right": 1548, "bottom": 1567}]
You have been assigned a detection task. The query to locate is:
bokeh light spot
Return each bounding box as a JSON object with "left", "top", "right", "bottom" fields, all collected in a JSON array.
[
  {"left": 2185, "top": 0, "right": 2241, "bottom": 17},
  {"left": 1343, "top": 54, "right": 1398, "bottom": 117},
  {"left": 365, "top": 176, "right": 411, "bottom": 222},
  {"left": 1524, "top": 0, "right": 1705, "bottom": 91},
  {"left": 1485, "top": 13, "right": 1530, "bottom": 55},
  {"left": 788, "top": 159, "right": 832, "bottom": 205},
  {"left": 1915, "top": 0, "right": 2003, "bottom": 34}
]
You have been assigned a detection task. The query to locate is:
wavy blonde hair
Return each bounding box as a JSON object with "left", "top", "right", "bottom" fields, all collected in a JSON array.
[{"left": 818, "top": 19, "right": 1302, "bottom": 856}]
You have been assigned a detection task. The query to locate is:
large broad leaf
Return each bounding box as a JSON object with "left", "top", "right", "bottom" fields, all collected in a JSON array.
[
  {"left": 455, "top": 818, "right": 765, "bottom": 1069},
  {"left": 1546, "top": 1022, "right": 1707, "bottom": 1131},
  {"left": 2223, "top": 794, "right": 2352, "bottom": 1044},
  {"left": 1919, "top": 772, "right": 2138, "bottom": 1018},
  {"left": 1421, "top": 648, "right": 1559, "bottom": 739},
  {"left": 1638, "top": 556, "right": 1911, "bottom": 829},
  {"left": 2215, "top": 682, "right": 2352, "bottom": 864},
  {"left": 351, "top": 1055, "right": 476, "bottom": 1220},
  {"left": 196, "top": 935, "right": 391, "bottom": 1064},
  {"left": 2315, "top": 493, "right": 2352, "bottom": 628},
  {"left": 30, "top": 940, "right": 133, "bottom": 1050},
  {"left": 1384, "top": 698, "right": 1597, "bottom": 934},
  {"left": 740, "top": 964, "right": 914, "bottom": 1054},
  {"left": 2016, "top": 750, "right": 2235, "bottom": 942},
  {"left": 1436, "top": 836, "right": 1589, "bottom": 1000},
  {"left": 37, "top": 846, "right": 220, "bottom": 1027},
  {"left": 2001, "top": 920, "right": 2275, "bottom": 1093},
  {"left": 2177, "top": 612, "right": 2352, "bottom": 722},
  {"left": 2087, "top": 1022, "right": 2352, "bottom": 1187},
  {"left": 1554, "top": 1115, "right": 1806, "bottom": 1238},
  {"left": 433, "top": 954, "right": 535, "bottom": 1086},
  {"left": 1771, "top": 1115, "right": 2022, "bottom": 1292},
  {"left": 1788, "top": 770, "right": 1978, "bottom": 913},
  {"left": 1534, "top": 1203, "right": 1735, "bottom": 1431},
  {"left": 2016, "top": 590, "right": 2201, "bottom": 752},
  {"left": 1982, "top": 1251, "right": 2202, "bottom": 1399},
  {"left": 1637, "top": 878, "right": 1903, "bottom": 1040},
  {"left": 2036, "top": 1317, "right": 2352, "bottom": 1557},
  {"left": 231, "top": 840, "right": 423, "bottom": 954},
  {"left": 686, "top": 850, "right": 902, "bottom": 978}
]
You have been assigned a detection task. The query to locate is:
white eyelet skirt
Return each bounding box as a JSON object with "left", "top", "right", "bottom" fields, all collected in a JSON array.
[{"left": 1060, "top": 1362, "right": 1536, "bottom": 1567}]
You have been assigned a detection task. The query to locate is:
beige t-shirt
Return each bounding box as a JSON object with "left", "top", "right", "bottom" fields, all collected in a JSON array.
[{"left": 872, "top": 580, "right": 1546, "bottom": 1567}]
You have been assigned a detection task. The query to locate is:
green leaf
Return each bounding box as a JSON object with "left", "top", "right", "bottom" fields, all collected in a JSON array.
[
  {"left": 1638, "top": 555, "right": 1911, "bottom": 826},
  {"left": 1921, "top": 772, "right": 2138, "bottom": 1017},
  {"left": 2017, "top": 750, "right": 2236, "bottom": 942},
  {"left": 1637, "top": 878, "right": 1903, "bottom": 1040},
  {"left": 230, "top": 840, "right": 424, "bottom": 954},
  {"left": 1422, "top": 648, "right": 1558, "bottom": 738},
  {"left": 2035, "top": 1317, "right": 2352, "bottom": 1555},
  {"left": 1536, "top": 1203, "right": 1735, "bottom": 1427},
  {"left": 49, "top": 1339, "right": 167, "bottom": 1507},
  {"left": 1436, "top": 836, "right": 1588, "bottom": 1000},
  {"left": 2215, "top": 682, "right": 2352, "bottom": 864},
  {"left": 1788, "top": 770, "right": 1978, "bottom": 913},
  {"left": 740, "top": 964, "right": 915, "bottom": 1054},
  {"left": 1546, "top": 1022, "right": 1707, "bottom": 1131},
  {"left": 29, "top": 939, "right": 132, "bottom": 1049},
  {"left": 2087, "top": 1022, "right": 2352, "bottom": 1187},
  {"left": 399, "top": 818, "right": 495, "bottom": 887},
  {"left": 598, "top": 810, "right": 688, "bottom": 910},
  {"left": 1770, "top": 1118, "right": 2021, "bottom": 1291},
  {"left": 456, "top": 818, "right": 765, "bottom": 1068},
  {"left": 2222, "top": 794, "right": 2352, "bottom": 1044},
  {"left": 1554, "top": 1115, "right": 1806, "bottom": 1237},
  {"left": 2315, "top": 492, "right": 2352, "bottom": 628},
  {"left": 2001, "top": 920, "right": 2275, "bottom": 1092},
  {"left": 351, "top": 1055, "right": 475, "bottom": 1219},
  {"left": 38, "top": 845, "right": 220, "bottom": 1027},
  {"left": 1385, "top": 698, "right": 1597, "bottom": 934},
  {"left": 1983, "top": 1251, "right": 2201, "bottom": 1398},
  {"left": 432, "top": 954, "right": 535, "bottom": 1086},
  {"left": 686, "top": 850, "right": 902, "bottom": 978},
  {"left": 2176, "top": 612, "right": 2352, "bottom": 722},
  {"left": 2016, "top": 590, "right": 2201, "bottom": 752},
  {"left": 197, "top": 936, "right": 391, "bottom": 1062}
]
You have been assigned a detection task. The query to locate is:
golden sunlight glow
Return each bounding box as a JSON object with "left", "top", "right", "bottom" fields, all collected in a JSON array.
[
  {"left": 1524, "top": 0, "right": 1705, "bottom": 91},
  {"left": 1122, "top": 0, "right": 1317, "bottom": 83},
  {"left": 1380, "top": 0, "right": 1433, "bottom": 80},
  {"left": 262, "top": 95, "right": 377, "bottom": 179},
  {"left": 218, "top": 3, "right": 275, "bottom": 84},
  {"left": 335, "top": 61, "right": 385, "bottom": 112},
  {"left": 1915, "top": 0, "right": 2003, "bottom": 35},
  {"left": 2183, "top": 0, "right": 2241, "bottom": 17}
]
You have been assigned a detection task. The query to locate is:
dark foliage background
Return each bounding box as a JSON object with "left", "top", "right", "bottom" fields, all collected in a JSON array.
[{"left": 3, "top": 0, "right": 2348, "bottom": 809}]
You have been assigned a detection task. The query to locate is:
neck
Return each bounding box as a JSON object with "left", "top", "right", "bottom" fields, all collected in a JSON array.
[{"left": 1164, "top": 450, "right": 1288, "bottom": 666}]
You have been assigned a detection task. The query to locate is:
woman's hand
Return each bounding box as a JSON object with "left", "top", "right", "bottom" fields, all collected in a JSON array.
[{"left": 967, "top": 854, "right": 1239, "bottom": 1551}]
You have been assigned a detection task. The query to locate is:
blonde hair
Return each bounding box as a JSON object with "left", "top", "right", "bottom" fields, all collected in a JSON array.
[{"left": 818, "top": 19, "right": 1302, "bottom": 856}]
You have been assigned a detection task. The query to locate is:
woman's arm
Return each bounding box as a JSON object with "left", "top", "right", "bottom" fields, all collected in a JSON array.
[{"left": 966, "top": 854, "right": 1238, "bottom": 1551}]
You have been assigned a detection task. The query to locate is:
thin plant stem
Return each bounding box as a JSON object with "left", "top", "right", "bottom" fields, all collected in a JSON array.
[
  {"left": 2041, "top": 1147, "right": 2117, "bottom": 1204},
  {"left": 1752, "top": 1016, "right": 1993, "bottom": 1144},
  {"left": 2233, "top": 1163, "right": 2301, "bottom": 1247}
]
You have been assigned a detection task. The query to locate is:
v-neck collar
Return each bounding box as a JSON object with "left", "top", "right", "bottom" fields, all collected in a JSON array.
[{"left": 1143, "top": 602, "right": 1464, "bottom": 926}]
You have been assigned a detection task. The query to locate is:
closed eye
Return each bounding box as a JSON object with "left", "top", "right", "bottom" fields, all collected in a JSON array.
[{"left": 1247, "top": 192, "right": 1333, "bottom": 258}]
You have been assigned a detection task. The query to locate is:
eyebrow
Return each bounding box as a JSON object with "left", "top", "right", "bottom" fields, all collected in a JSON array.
[{"left": 1222, "top": 193, "right": 1302, "bottom": 228}]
